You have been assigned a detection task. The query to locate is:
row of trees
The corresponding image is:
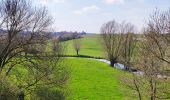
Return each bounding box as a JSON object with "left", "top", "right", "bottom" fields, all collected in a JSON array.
[
  {"left": 0, "top": 0, "right": 69, "bottom": 99},
  {"left": 57, "top": 31, "right": 86, "bottom": 41},
  {"left": 101, "top": 9, "right": 170, "bottom": 100}
]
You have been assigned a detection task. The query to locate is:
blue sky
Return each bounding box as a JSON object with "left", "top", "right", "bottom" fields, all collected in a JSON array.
[{"left": 33, "top": 0, "right": 170, "bottom": 33}]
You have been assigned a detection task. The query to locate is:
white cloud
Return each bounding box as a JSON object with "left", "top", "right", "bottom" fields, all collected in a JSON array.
[
  {"left": 73, "top": 5, "right": 99, "bottom": 14},
  {"left": 54, "top": 0, "right": 65, "bottom": 3},
  {"left": 38, "top": 0, "right": 65, "bottom": 5},
  {"left": 104, "top": 0, "right": 124, "bottom": 5}
]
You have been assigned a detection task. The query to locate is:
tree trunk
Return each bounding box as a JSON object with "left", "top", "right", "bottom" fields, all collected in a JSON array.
[
  {"left": 151, "top": 96, "right": 155, "bottom": 100},
  {"left": 76, "top": 50, "right": 79, "bottom": 56},
  {"left": 110, "top": 59, "right": 116, "bottom": 67},
  {"left": 18, "top": 91, "right": 24, "bottom": 100},
  {"left": 0, "top": 95, "right": 7, "bottom": 100},
  {"left": 134, "top": 79, "right": 142, "bottom": 100},
  {"left": 150, "top": 79, "right": 156, "bottom": 100},
  {"left": 125, "top": 64, "right": 130, "bottom": 71}
]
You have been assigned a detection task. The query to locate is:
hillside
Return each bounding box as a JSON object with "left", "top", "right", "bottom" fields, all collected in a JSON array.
[{"left": 64, "top": 34, "right": 105, "bottom": 58}]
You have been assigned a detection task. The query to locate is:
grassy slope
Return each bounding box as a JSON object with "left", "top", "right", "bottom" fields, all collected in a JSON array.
[
  {"left": 64, "top": 35, "right": 104, "bottom": 58},
  {"left": 66, "top": 58, "right": 135, "bottom": 100}
]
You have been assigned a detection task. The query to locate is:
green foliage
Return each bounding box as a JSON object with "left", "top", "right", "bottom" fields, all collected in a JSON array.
[
  {"left": 0, "top": 79, "right": 18, "bottom": 100},
  {"left": 30, "top": 86, "right": 65, "bottom": 100},
  {"left": 1, "top": 57, "right": 69, "bottom": 100}
]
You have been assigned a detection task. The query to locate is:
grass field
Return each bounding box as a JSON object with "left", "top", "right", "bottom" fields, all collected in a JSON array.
[
  {"left": 65, "top": 58, "right": 135, "bottom": 100},
  {"left": 5, "top": 35, "right": 170, "bottom": 99},
  {"left": 64, "top": 35, "right": 105, "bottom": 58}
]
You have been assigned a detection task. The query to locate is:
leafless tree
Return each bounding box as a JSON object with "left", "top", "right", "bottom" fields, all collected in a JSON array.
[
  {"left": 121, "top": 48, "right": 170, "bottom": 100},
  {"left": 0, "top": 0, "right": 68, "bottom": 99},
  {"left": 100, "top": 20, "right": 125, "bottom": 66},
  {"left": 138, "top": 10, "right": 170, "bottom": 98},
  {"left": 121, "top": 22, "right": 136, "bottom": 70},
  {"left": 130, "top": 41, "right": 170, "bottom": 100},
  {"left": 120, "top": 73, "right": 143, "bottom": 100},
  {"left": 0, "top": 0, "right": 52, "bottom": 73},
  {"left": 52, "top": 37, "right": 65, "bottom": 56},
  {"left": 144, "top": 9, "right": 170, "bottom": 70},
  {"left": 122, "top": 9, "right": 170, "bottom": 100},
  {"left": 73, "top": 38, "right": 81, "bottom": 56},
  {"left": 101, "top": 20, "right": 136, "bottom": 67}
]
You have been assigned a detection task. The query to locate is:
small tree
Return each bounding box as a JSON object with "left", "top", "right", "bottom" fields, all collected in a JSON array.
[{"left": 73, "top": 38, "right": 81, "bottom": 56}]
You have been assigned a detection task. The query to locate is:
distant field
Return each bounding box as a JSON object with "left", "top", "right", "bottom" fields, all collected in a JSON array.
[
  {"left": 64, "top": 34, "right": 105, "bottom": 58},
  {"left": 65, "top": 58, "right": 135, "bottom": 100}
]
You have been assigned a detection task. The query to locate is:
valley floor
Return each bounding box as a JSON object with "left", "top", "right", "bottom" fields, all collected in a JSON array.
[{"left": 65, "top": 58, "right": 135, "bottom": 100}]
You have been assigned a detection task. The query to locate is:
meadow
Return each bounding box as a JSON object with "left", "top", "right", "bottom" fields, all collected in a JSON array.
[
  {"left": 4, "top": 34, "right": 170, "bottom": 100},
  {"left": 1, "top": 0, "right": 170, "bottom": 99},
  {"left": 61, "top": 35, "right": 136, "bottom": 99},
  {"left": 65, "top": 58, "right": 135, "bottom": 100},
  {"left": 64, "top": 34, "right": 170, "bottom": 100},
  {"left": 64, "top": 35, "right": 105, "bottom": 58}
]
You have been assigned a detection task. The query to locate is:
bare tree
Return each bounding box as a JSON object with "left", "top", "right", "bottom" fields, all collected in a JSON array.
[
  {"left": 73, "top": 38, "right": 81, "bottom": 56},
  {"left": 52, "top": 37, "right": 65, "bottom": 56},
  {"left": 101, "top": 20, "right": 136, "bottom": 67},
  {"left": 144, "top": 9, "right": 170, "bottom": 69},
  {"left": 100, "top": 20, "right": 125, "bottom": 66},
  {"left": 120, "top": 73, "right": 143, "bottom": 100},
  {"left": 121, "top": 48, "right": 170, "bottom": 100},
  {"left": 122, "top": 9, "right": 170, "bottom": 100},
  {"left": 0, "top": 0, "right": 52, "bottom": 73},
  {"left": 121, "top": 22, "right": 137, "bottom": 70},
  {"left": 132, "top": 41, "right": 170, "bottom": 100},
  {"left": 138, "top": 11, "right": 170, "bottom": 98},
  {"left": 0, "top": 0, "right": 68, "bottom": 99}
]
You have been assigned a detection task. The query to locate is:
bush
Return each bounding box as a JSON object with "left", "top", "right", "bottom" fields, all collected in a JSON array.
[
  {"left": 0, "top": 79, "right": 17, "bottom": 100},
  {"left": 30, "top": 86, "right": 65, "bottom": 100}
]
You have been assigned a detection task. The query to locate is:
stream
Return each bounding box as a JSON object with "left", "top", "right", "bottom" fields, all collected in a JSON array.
[
  {"left": 67, "top": 57, "right": 170, "bottom": 78},
  {"left": 90, "top": 58, "right": 144, "bottom": 75}
]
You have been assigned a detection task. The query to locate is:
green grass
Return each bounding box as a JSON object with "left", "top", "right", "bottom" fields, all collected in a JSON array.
[
  {"left": 65, "top": 58, "right": 135, "bottom": 100},
  {"left": 64, "top": 35, "right": 104, "bottom": 58}
]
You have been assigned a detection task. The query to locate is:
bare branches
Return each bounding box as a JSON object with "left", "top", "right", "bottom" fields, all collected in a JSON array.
[
  {"left": 121, "top": 22, "right": 136, "bottom": 70},
  {"left": 123, "top": 8, "right": 170, "bottom": 100},
  {"left": 0, "top": 0, "right": 53, "bottom": 71},
  {"left": 144, "top": 9, "right": 170, "bottom": 65},
  {"left": 73, "top": 38, "right": 81, "bottom": 56},
  {"left": 101, "top": 20, "right": 136, "bottom": 68},
  {"left": 101, "top": 20, "right": 123, "bottom": 66},
  {"left": 0, "top": 0, "right": 68, "bottom": 99}
]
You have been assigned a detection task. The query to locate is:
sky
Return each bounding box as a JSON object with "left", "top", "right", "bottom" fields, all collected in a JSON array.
[{"left": 33, "top": 0, "right": 170, "bottom": 33}]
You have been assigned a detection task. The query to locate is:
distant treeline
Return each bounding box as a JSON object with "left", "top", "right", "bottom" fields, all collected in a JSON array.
[
  {"left": 51, "top": 31, "right": 86, "bottom": 41},
  {"left": 0, "top": 29, "right": 86, "bottom": 42}
]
